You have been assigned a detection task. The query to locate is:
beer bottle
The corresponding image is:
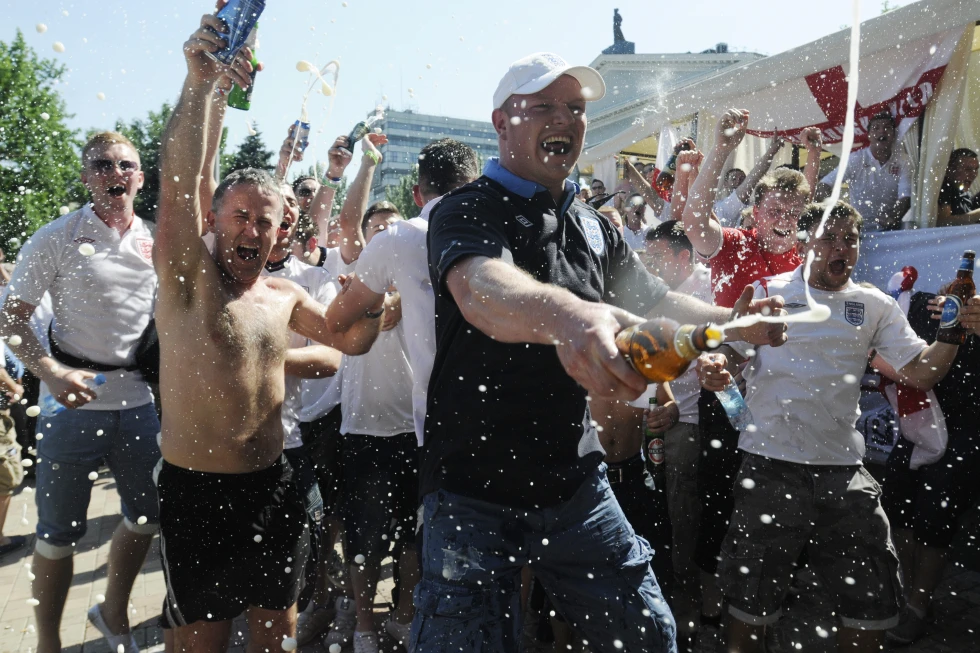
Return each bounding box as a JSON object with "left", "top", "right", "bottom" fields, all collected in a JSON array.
[
  {"left": 341, "top": 111, "right": 385, "bottom": 152},
  {"left": 227, "top": 24, "right": 259, "bottom": 111},
  {"left": 615, "top": 318, "right": 722, "bottom": 383},
  {"left": 937, "top": 250, "right": 976, "bottom": 345},
  {"left": 644, "top": 396, "right": 666, "bottom": 489}
]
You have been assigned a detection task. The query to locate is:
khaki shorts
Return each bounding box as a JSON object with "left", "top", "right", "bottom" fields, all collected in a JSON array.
[
  {"left": 0, "top": 414, "right": 23, "bottom": 496},
  {"left": 718, "top": 453, "right": 903, "bottom": 631}
]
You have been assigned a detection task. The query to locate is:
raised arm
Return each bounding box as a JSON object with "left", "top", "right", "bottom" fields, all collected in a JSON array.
[
  {"left": 733, "top": 135, "right": 783, "bottom": 204},
  {"left": 199, "top": 76, "right": 234, "bottom": 221},
  {"left": 335, "top": 132, "right": 387, "bottom": 264},
  {"left": 324, "top": 276, "right": 386, "bottom": 334},
  {"left": 284, "top": 345, "right": 342, "bottom": 379},
  {"left": 668, "top": 149, "right": 702, "bottom": 223},
  {"left": 623, "top": 158, "right": 664, "bottom": 214},
  {"left": 309, "top": 135, "right": 353, "bottom": 245},
  {"left": 274, "top": 123, "right": 306, "bottom": 182},
  {"left": 156, "top": 13, "right": 254, "bottom": 281},
  {"left": 799, "top": 127, "right": 823, "bottom": 201},
  {"left": 683, "top": 109, "right": 748, "bottom": 257}
]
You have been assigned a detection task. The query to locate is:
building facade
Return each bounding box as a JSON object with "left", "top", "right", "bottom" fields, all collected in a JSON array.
[{"left": 369, "top": 109, "right": 499, "bottom": 203}]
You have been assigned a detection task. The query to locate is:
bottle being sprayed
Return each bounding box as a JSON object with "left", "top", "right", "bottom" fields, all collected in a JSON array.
[
  {"left": 615, "top": 318, "right": 722, "bottom": 383},
  {"left": 40, "top": 375, "right": 107, "bottom": 417},
  {"left": 341, "top": 109, "right": 384, "bottom": 152},
  {"left": 227, "top": 23, "right": 259, "bottom": 111}
]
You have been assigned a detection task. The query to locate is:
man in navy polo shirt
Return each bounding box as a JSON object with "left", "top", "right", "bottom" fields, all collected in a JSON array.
[{"left": 413, "top": 53, "right": 788, "bottom": 653}]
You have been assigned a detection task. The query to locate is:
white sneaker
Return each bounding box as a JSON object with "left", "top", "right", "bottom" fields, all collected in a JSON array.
[
  {"left": 87, "top": 604, "right": 138, "bottom": 653},
  {"left": 322, "top": 596, "right": 356, "bottom": 647},
  {"left": 353, "top": 630, "right": 380, "bottom": 653},
  {"left": 384, "top": 617, "right": 412, "bottom": 650},
  {"left": 296, "top": 599, "right": 336, "bottom": 645}
]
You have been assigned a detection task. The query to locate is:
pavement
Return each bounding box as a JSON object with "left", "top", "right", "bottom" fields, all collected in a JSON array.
[{"left": 1, "top": 470, "right": 978, "bottom": 652}]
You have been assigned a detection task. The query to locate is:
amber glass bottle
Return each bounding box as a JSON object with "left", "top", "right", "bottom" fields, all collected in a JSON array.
[{"left": 615, "top": 319, "right": 722, "bottom": 383}]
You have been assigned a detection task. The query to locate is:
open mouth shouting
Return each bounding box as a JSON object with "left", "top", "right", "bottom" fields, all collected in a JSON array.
[
  {"left": 772, "top": 227, "right": 791, "bottom": 238},
  {"left": 541, "top": 135, "right": 572, "bottom": 156},
  {"left": 828, "top": 258, "right": 849, "bottom": 275},
  {"left": 236, "top": 245, "right": 260, "bottom": 261},
  {"left": 107, "top": 185, "right": 126, "bottom": 197}
]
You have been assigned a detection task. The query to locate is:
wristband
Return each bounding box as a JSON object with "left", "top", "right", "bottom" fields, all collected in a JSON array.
[
  {"left": 363, "top": 149, "right": 381, "bottom": 165},
  {"left": 322, "top": 176, "right": 342, "bottom": 190},
  {"left": 364, "top": 306, "right": 385, "bottom": 319}
]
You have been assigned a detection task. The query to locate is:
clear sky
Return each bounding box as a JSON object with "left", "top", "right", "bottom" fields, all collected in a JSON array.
[{"left": 2, "top": 0, "right": 912, "bottom": 178}]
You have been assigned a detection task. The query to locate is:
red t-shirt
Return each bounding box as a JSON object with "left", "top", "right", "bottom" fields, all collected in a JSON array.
[{"left": 709, "top": 227, "right": 801, "bottom": 308}]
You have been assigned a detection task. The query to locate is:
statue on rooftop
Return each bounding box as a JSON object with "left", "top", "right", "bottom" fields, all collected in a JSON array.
[
  {"left": 603, "top": 9, "right": 635, "bottom": 55},
  {"left": 614, "top": 9, "right": 625, "bottom": 43}
]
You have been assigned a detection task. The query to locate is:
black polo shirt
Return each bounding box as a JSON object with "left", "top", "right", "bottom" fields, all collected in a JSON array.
[{"left": 423, "top": 162, "right": 669, "bottom": 509}]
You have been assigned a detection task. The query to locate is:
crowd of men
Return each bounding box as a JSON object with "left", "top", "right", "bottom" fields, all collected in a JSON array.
[{"left": 0, "top": 5, "right": 978, "bottom": 653}]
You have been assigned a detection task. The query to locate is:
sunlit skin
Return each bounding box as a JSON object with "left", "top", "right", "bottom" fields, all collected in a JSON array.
[
  {"left": 81, "top": 143, "right": 144, "bottom": 221},
  {"left": 492, "top": 75, "right": 587, "bottom": 201},
  {"left": 867, "top": 116, "right": 896, "bottom": 164},
  {"left": 752, "top": 190, "right": 808, "bottom": 254},
  {"left": 270, "top": 184, "right": 300, "bottom": 262},
  {"left": 363, "top": 211, "right": 400, "bottom": 247},
  {"left": 946, "top": 154, "right": 979, "bottom": 188},
  {"left": 640, "top": 240, "right": 692, "bottom": 290},
  {"left": 798, "top": 217, "right": 861, "bottom": 291},
  {"left": 294, "top": 178, "right": 319, "bottom": 215},
  {"left": 205, "top": 184, "right": 281, "bottom": 288}
]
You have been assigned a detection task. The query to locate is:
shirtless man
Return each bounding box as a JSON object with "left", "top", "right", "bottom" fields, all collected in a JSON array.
[{"left": 153, "top": 12, "right": 383, "bottom": 651}]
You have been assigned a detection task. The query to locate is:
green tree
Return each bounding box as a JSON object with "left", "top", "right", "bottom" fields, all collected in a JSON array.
[
  {"left": 224, "top": 125, "right": 275, "bottom": 174},
  {"left": 385, "top": 164, "right": 421, "bottom": 219},
  {"left": 0, "top": 30, "right": 84, "bottom": 253},
  {"left": 102, "top": 103, "right": 173, "bottom": 220}
]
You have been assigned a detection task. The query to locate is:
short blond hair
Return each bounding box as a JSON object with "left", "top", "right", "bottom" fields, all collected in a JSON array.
[
  {"left": 753, "top": 167, "right": 809, "bottom": 206},
  {"left": 82, "top": 132, "right": 139, "bottom": 164}
]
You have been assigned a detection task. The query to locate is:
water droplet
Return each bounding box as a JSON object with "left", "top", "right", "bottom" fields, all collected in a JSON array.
[
  {"left": 329, "top": 645, "right": 342, "bottom": 653},
  {"left": 842, "top": 373, "right": 857, "bottom": 384},
  {"left": 740, "top": 565, "right": 750, "bottom": 574},
  {"left": 342, "top": 1, "right": 348, "bottom": 6},
  {"left": 510, "top": 116, "right": 521, "bottom": 125},
  {"left": 265, "top": 620, "right": 273, "bottom": 628},
  {"left": 137, "top": 515, "right": 148, "bottom": 525},
  {"left": 741, "top": 478, "right": 756, "bottom": 489},
  {"left": 41, "top": 112, "right": 51, "bottom": 120},
  {"left": 759, "top": 513, "right": 773, "bottom": 524},
  {"left": 67, "top": 393, "right": 76, "bottom": 403},
  {"left": 27, "top": 598, "right": 40, "bottom": 606},
  {"left": 8, "top": 335, "right": 22, "bottom": 347},
  {"left": 88, "top": 471, "right": 98, "bottom": 481},
  {"left": 26, "top": 406, "right": 40, "bottom": 418},
  {"left": 844, "top": 576, "right": 855, "bottom": 585},
  {"left": 97, "top": 92, "right": 106, "bottom": 101},
  {"left": 254, "top": 534, "right": 263, "bottom": 543},
  {"left": 296, "top": 60, "right": 315, "bottom": 72},
  {"left": 79, "top": 243, "right": 96, "bottom": 256},
  {"left": 710, "top": 439, "right": 722, "bottom": 449},
  {"left": 282, "top": 637, "right": 298, "bottom": 651},
  {"left": 52, "top": 42, "right": 65, "bottom": 53},
  {"left": 478, "top": 385, "right": 487, "bottom": 392},
  {"left": 96, "top": 429, "right": 104, "bottom": 436},
  {"left": 426, "top": 63, "right": 432, "bottom": 69},
  {"left": 59, "top": 205, "right": 70, "bottom": 215},
  {"left": 542, "top": 538, "right": 549, "bottom": 546},
  {"left": 614, "top": 641, "right": 623, "bottom": 650},
  {"left": 36, "top": 24, "right": 47, "bottom": 33},
  {"left": 21, "top": 458, "right": 33, "bottom": 467},
  {"left": 354, "top": 554, "right": 365, "bottom": 564}
]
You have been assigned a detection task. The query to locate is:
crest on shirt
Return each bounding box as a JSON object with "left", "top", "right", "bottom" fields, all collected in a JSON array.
[
  {"left": 844, "top": 301, "right": 865, "bottom": 326},
  {"left": 73, "top": 237, "right": 95, "bottom": 244},
  {"left": 580, "top": 215, "right": 605, "bottom": 255},
  {"left": 136, "top": 238, "right": 153, "bottom": 262}
]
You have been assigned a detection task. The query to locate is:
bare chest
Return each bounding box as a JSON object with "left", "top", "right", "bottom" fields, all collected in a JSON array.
[{"left": 208, "top": 294, "right": 290, "bottom": 365}]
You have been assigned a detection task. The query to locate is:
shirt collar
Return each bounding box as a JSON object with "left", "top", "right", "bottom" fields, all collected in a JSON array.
[
  {"left": 265, "top": 253, "right": 291, "bottom": 272},
  {"left": 418, "top": 195, "right": 443, "bottom": 223},
  {"left": 483, "top": 158, "right": 580, "bottom": 200}
]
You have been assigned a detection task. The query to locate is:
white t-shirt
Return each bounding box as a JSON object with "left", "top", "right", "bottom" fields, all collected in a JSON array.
[
  {"left": 623, "top": 222, "right": 651, "bottom": 252},
  {"left": 821, "top": 147, "right": 913, "bottom": 232},
  {"left": 713, "top": 192, "right": 747, "bottom": 229},
  {"left": 262, "top": 254, "right": 336, "bottom": 449},
  {"left": 8, "top": 205, "right": 157, "bottom": 410},
  {"left": 669, "top": 264, "right": 713, "bottom": 424},
  {"left": 355, "top": 197, "right": 438, "bottom": 445},
  {"left": 731, "top": 267, "right": 926, "bottom": 465},
  {"left": 298, "top": 247, "right": 353, "bottom": 423}
]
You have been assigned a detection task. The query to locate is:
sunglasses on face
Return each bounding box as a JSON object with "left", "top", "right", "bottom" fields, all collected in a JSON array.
[
  {"left": 296, "top": 187, "right": 316, "bottom": 198},
  {"left": 89, "top": 159, "right": 140, "bottom": 173}
]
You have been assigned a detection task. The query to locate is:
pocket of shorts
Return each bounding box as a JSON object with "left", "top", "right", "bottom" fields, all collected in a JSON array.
[
  {"left": 411, "top": 579, "right": 486, "bottom": 651},
  {"left": 719, "top": 538, "right": 767, "bottom": 609}
]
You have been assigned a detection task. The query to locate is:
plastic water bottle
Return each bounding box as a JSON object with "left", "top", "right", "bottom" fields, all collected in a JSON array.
[
  {"left": 715, "top": 378, "right": 753, "bottom": 431},
  {"left": 40, "top": 374, "right": 107, "bottom": 417}
]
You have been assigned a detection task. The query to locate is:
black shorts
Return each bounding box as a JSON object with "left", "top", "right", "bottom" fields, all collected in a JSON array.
[
  {"left": 882, "top": 427, "right": 980, "bottom": 549},
  {"left": 301, "top": 405, "right": 344, "bottom": 516},
  {"left": 283, "top": 445, "right": 323, "bottom": 612},
  {"left": 340, "top": 432, "right": 419, "bottom": 564},
  {"left": 157, "top": 455, "right": 310, "bottom": 626}
]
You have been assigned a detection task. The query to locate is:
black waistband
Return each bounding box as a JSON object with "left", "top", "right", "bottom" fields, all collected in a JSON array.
[
  {"left": 605, "top": 455, "right": 646, "bottom": 485},
  {"left": 48, "top": 321, "right": 137, "bottom": 373}
]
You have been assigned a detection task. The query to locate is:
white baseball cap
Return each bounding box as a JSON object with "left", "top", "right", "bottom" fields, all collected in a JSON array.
[{"left": 492, "top": 52, "right": 606, "bottom": 110}]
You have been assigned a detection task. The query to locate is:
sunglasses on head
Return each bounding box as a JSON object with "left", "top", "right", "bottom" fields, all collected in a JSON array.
[{"left": 89, "top": 159, "right": 140, "bottom": 173}]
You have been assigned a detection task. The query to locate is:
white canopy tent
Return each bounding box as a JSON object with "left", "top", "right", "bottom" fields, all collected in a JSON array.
[{"left": 581, "top": 0, "right": 980, "bottom": 230}]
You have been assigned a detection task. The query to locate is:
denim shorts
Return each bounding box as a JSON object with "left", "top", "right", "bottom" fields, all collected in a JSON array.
[
  {"left": 410, "top": 463, "right": 677, "bottom": 653},
  {"left": 35, "top": 402, "right": 161, "bottom": 556}
]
